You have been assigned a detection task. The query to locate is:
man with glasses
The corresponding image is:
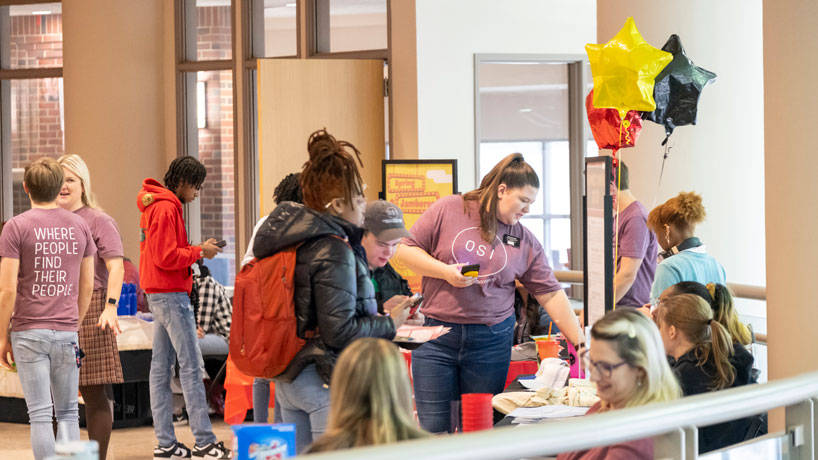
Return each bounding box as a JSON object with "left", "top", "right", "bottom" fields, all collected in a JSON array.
[{"left": 360, "top": 200, "right": 414, "bottom": 314}]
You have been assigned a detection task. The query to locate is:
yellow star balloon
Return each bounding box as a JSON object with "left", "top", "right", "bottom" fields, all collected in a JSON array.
[{"left": 586, "top": 17, "right": 673, "bottom": 118}]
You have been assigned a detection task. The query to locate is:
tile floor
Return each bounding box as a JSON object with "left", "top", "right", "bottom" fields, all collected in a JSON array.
[{"left": 0, "top": 420, "right": 235, "bottom": 460}]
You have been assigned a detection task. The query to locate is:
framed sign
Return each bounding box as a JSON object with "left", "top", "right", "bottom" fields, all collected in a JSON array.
[
  {"left": 381, "top": 160, "right": 458, "bottom": 291},
  {"left": 583, "top": 156, "right": 613, "bottom": 327}
]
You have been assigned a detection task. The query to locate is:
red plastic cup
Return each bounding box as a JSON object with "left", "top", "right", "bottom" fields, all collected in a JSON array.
[{"left": 461, "top": 393, "right": 493, "bottom": 432}]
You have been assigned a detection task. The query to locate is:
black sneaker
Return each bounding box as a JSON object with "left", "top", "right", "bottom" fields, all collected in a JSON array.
[
  {"left": 172, "top": 409, "right": 189, "bottom": 426},
  {"left": 193, "top": 441, "right": 232, "bottom": 459},
  {"left": 154, "top": 442, "right": 192, "bottom": 460}
]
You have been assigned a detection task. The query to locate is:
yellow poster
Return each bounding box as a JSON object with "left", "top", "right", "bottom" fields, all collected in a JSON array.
[{"left": 383, "top": 160, "right": 457, "bottom": 292}]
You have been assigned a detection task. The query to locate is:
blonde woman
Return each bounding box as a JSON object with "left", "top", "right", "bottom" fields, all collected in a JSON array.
[
  {"left": 558, "top": 309, "right": 681, "bottom": 460},
  {"left": 658, "top": 281, "right": 753, "bottom": 347},
  {"left": 57, "top": 154, "right": 124, "bottom": 460},
  {"left": 654, "top": 294, "right": 755, "bottom": 453},
  {"left": 306, "top": 338, "right": 428, "bottom": 453}
]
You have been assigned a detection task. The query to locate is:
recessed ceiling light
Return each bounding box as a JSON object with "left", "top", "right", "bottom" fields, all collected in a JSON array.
[
  {"left": 519, "top": 108, "right": 533, "bottom": 113},
  {"left": 31, "top": 10, "right": 51, "bottom": 15},
  {"left": 285, "top": 3, "right": 296, "bottom": 6}
]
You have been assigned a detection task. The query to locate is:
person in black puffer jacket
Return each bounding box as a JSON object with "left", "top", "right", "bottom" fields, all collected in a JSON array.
[{"left": 252, "top": 129, "right": 410, "bottom": 454}]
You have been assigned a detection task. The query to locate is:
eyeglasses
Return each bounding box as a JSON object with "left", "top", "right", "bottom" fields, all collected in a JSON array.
[{"left": 580, "top": 350, "right": 628, "bottom": 379}]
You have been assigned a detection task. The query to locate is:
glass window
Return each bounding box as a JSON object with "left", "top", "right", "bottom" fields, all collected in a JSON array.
[
  {"left": 196, "top": 70, "right": 235, "bottom": 287},
  {"left": 196, "top": 0, "right": 232, "bottom": 61},
  {"left": 5, "top": 3, "right": 62, "bottom": 69},
  {"left": 256, "top": 0, "right": 297, "bottom": 57},
  {"left": 479, "top": 141, "right": 544, "bottom": 216},
  {"left": 477, "top": 61, "right": 574, "bottom": 270},
  {"left": 328, "top": 0, "right": 386, "bottom": 52},
  {"left": 11, "top": 77, "right": 65, "bottom": 216}
]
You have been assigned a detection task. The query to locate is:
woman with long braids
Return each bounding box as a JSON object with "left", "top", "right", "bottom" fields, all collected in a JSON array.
[
  {"left": 252, "top": 129, "right": 410, "bottom": 453},
  {"left": 57, "top": 154, "right": 123, "bottom": 460},
  {"left": 395, "top": 153, "right": 583, "bottom": 433}
]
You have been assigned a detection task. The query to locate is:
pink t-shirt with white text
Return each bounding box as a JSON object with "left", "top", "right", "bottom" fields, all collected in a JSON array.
[
  {"left": 75, "top": 206, "right": 124, "bottom": 290},
  {"left": 0, "top": 207, "right": 96, "bottom": 332},
  {"left": 403, "top": 194, "right": 562, "bottom": 325}
]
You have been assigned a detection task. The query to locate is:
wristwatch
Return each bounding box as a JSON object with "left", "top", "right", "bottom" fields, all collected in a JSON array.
[{"left": 107, "top": 298, "right": 118, "bottom": 307}]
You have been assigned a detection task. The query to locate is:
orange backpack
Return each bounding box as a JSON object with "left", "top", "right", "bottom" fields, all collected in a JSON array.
[{"left": 230, "top": 246, "right": 310, "bottom": 378}]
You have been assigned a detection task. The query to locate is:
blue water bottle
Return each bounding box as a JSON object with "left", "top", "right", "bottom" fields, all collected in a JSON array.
[
  {"left": 117, "top": 284, "right": 129, "bottom": 316},
  {"left": 129, "top": 284, "right": 138, "bottom": 315}
]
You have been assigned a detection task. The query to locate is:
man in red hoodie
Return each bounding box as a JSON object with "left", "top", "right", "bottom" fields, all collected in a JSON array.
[{"left": 137, "top": 156, "right": 230, "bottom": 460}]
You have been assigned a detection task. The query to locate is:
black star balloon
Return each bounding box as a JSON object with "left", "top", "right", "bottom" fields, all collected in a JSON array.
[{"left": 642, "top": 34, "right": 717, "bottom": 143}]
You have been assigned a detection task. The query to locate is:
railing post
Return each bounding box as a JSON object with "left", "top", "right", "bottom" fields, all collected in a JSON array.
[
  {"left": 654, "top": 428, "right": 685, "bottom": 460},
  {"left": 785, "top": 398, "right": 814, "bottom": 460},
  {"left": 683, "top": 426, "right": 698, "bottom": 460}
]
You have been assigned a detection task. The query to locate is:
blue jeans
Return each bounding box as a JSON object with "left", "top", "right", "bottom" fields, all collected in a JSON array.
[
  {"left": 274, "top": 364, "right": 331, "bottom": 453},
  {"left": 253, "top": 378, "right": 282, "bottom": 423},
  {"left": 11, "top": 329, "right": 80, "bottom": 460},
  {"left": 411, "top": 313, "right": 515, "bottom": 433},
  {"left": 148, "top": 292, "right": 216, "bottom": 447}
]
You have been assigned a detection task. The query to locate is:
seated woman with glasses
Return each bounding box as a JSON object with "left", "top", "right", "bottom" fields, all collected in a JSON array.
[
  {"left": 654, "top": 294, "right": 756, "bottom": 453},
  {"left": 558, "top": 309, "right": 681, "bottom": 460}
]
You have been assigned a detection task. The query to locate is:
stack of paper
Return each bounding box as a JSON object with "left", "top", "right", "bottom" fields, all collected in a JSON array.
[
  {"left": 394, "top": 325, "right": 451, "bottom": 343},
  {"left": 507, "top": 405, "right": 589, "bottom": 424}
]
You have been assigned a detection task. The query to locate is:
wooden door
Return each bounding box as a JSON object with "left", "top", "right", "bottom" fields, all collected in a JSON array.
[{"left": 257, "top": 59, "right": 385, "bottom": 215}]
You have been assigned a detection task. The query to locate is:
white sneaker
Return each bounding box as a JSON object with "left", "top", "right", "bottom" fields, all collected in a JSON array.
[
  {"left": 192, "top": 441, "right": 232, "bottom": 459},
  {"left": 154, "top": 441, "right": 192, "bottom": 460}
]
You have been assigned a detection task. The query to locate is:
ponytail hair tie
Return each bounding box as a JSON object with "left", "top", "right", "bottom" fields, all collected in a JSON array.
[
  {"left": 706, "top": 283, "right": 716, "bottom": 300},
  {"left": 707, "top": 318, "right": 713, "bottom": 325}
]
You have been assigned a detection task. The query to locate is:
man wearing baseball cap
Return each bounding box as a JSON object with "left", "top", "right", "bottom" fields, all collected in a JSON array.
[{"left": 361, "top": 200, "right": 414, "bottom": 314}]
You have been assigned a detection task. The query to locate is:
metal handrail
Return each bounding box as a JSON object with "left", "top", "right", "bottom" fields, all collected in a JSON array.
[
  {"left": 554, "top": 270, "right": 767, "bottom": 301},
  {"left": 301, "top": 370, "right": 818, "bottom": 459}
]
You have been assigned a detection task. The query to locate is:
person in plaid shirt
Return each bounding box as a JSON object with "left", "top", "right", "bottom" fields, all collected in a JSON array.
[{"left": 193, "top": 262, "right": 231, "bottom": 343}]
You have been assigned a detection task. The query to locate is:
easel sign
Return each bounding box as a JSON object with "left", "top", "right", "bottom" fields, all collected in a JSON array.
[
  {"left": 381, "top": 160, "right": 458, "bottom": 292},
  {"left": 583, "top": 156, "right": 614, "bottom": 327}
]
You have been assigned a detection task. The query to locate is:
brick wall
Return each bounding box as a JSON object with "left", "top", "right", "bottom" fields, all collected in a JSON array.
[
  {"left": 10, "top": 13, "right": 64, "bottom": 215},
  {"left": 197, "top": 6, "right": 235, "bottom": 283}
]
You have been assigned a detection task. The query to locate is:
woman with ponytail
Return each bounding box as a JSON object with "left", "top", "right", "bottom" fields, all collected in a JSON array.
[
  {"left": 659, "top": 281, "right": 753, "bottom": 347},
  {"left": 395, "top": 153, "right": 582, "bottom": 433},
  {"left": 647, "top": 191, "right": 726, "bottom": 302},
  {"left": 655, "top": 294, "right": 756, "bottom": 453},
  {"left": 252, "top": 129, "right": 410, "bottom": 453}
]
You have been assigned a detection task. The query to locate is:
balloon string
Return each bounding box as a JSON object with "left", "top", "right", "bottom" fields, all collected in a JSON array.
[{"left": 652, "top": 141, "right": 672, "bottom": 208}]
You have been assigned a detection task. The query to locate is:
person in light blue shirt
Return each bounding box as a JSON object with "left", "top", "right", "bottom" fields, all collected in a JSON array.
[{"left": 647, "top": 191, "right": 726, "bottom": 302}]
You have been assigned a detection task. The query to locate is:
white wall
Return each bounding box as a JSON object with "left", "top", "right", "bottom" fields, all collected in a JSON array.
[
  {"left": 597, "top": 2, "right": 766, "bottom": 331},
  {"left": 414, "top": 0, "right": 596, "bottom": 191}
]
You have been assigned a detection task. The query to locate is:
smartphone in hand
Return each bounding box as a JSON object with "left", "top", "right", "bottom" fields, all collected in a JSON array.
[
  {"left": 461, "top": 263, "right": 480, "bottom": 277},
  {"left": 407, "top": 293, "right": 424, "bottom": 316},
  {"left": 214, "top": 239, "right": 227, "bottom": 248}
]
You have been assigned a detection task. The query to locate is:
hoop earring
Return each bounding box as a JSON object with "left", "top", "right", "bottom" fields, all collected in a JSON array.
[{"left": 664, "top": 224, "right": 671, "bottom": 246}]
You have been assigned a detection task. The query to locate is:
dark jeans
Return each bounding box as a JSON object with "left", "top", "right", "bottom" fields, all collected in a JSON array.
[{"left": 411, "top": 313, "right": 515, "bottom": 433}]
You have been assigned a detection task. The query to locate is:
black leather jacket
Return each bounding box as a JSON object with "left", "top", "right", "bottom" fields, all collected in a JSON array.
[{"left": 253, "top": 202, "right": 396, "bottom": 383}]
